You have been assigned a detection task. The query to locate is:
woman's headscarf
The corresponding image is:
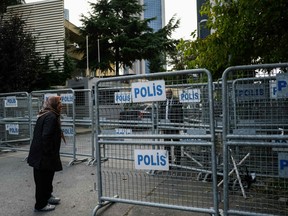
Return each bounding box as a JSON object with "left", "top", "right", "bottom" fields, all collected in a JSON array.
[
  {"left": 37, "top": 96, "right": 61, "bottom": 118},
  {"left": 37, "top": 95, "right": 66, "bottom": 144}
]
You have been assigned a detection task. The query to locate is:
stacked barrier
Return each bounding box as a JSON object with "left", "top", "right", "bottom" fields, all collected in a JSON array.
[
  {"left": 221, "top": 63, "right": 288, "bottom": 216},
  {"left": 0, "top": 92, "right": 30, "bottom": 151},
  {"left": 73, "top": 89, "right": 95, "bottom": 165},
  {"left": 0, "top": 89, "right": 95, "bottom": 164},
  {"left": 92, "top": 69, "right": 219, "bottom": 215},
  {"left": 1, "top": 63, "right": 288, "bottom": 215}
]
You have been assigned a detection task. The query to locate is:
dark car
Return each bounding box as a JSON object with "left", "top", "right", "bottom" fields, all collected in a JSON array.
[{"left": 119, "top": 104, "right": 152, "bottom": 122}]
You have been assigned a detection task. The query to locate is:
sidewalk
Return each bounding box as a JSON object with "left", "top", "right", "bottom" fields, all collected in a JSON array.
[{"left": 0, "top": 151, "right": 208, "bottom": 216}]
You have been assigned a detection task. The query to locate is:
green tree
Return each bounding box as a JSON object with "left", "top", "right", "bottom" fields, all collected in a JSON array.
[
  {"left": 0, "top": 1, "right": 72, "bottom": 92},
  {"left": 80, "top": 0, "right": 179, "bottom": 75},
  {"left": 0, "top": 15, "right": 49, "bottom": 92},
  {"left": 178, "top": 0, "right": 288, "bottom": 79},
  {"left": 0, "top": 0, "right": 25, "bottom": 16},
  {"left": 148, "top": 16, "right": 180, "bottom": 73}
]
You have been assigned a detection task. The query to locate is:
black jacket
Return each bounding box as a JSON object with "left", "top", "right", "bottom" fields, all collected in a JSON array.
[
  {"left": 159, "top": 98, "right": 183, "bottom": 123},
  {"left": 27, "top": 111, "right": 63, "bottom": 171}
]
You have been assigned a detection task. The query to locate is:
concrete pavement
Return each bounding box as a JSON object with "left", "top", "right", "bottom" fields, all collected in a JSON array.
[{"left": 0, "top": 150, "right": 209, "bottom": 216}]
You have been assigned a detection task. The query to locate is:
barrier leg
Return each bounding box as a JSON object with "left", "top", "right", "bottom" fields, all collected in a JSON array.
[{"left": 229, "top": 149, "right": 247, "bottom": 199}]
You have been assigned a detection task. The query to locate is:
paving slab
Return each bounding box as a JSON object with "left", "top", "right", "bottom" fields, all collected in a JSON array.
[{"left": 0, "top": 151, "right": 212, "bottom": 216}]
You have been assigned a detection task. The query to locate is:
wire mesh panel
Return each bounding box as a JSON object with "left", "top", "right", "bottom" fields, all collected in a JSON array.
[
  {"left": 93, "top": 70, "right": 219, "bottom": 215},
  {"left": 0, "top": 92, "right": 30, "bottom": 151},
  {"left": 222, "top": 63, "right": 288, "bottom": 216},
  {"left": 73, "top": 89, "right": 95, "bottom": 163}
]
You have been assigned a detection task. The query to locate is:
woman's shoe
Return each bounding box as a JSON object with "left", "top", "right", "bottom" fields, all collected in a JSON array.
[
  {"left": 48, "top": 196, "right": 61, "bottom": 205},
  {"left": 35, "top": 204, "right": 55, "bottom": 212}
]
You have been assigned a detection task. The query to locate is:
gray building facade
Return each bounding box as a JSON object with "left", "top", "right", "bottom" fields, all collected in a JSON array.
[{"left": 197, "top": 0, "right": 210, "bottom": 39}]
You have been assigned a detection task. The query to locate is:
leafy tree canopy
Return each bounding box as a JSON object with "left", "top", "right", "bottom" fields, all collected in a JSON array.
[
  {"left": 177, "top": 0, "right": 288, "bottom": 79},
  {"left": 80, "top": 0, "right": 179, "bottom": 75},
  {"left": 0, "top": 0, "right": 25, "bottom": 15},
  {"left": 0, "top": 15, "right": 56, "bottom": 92},
  {"left": 0, "top": 0, "right": 74, "bottom": 92}
]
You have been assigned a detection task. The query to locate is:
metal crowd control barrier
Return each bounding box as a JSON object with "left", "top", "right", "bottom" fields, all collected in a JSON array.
[
  {"left": 222, "top": 63, "right": 288, "bottom": 216},
  {"left": 0, "top": 92, "right": 30, "bottom": 152},
  {"left": 73, "top": 89, "right": 95, "bottom": 165},
  {"left": 92, "top": 70, "right": 219, "bottom": 215},
  {"left": 30, "top": 89, "right": 92, "bottom": 165}
]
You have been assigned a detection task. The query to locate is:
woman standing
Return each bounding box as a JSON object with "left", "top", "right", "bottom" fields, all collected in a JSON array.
[{"left": 27, "top": 95, "right": 65, "bottom": 212}]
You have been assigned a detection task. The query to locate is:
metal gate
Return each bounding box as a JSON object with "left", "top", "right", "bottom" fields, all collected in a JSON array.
[
  {"left": 221, "top": 63, "right": 288, "bottom": 216},
  {"left": 73, "top": 89, "right": 95, "bottom": 165},
  {"left": 0, "top": 88, "right": 95, "bottom": 165},
  {"left": 0, "top": 92, "right": 30, "bottom": 151},
  {"left": 92, "top": 70, "right": 219, "bottom": 215}
]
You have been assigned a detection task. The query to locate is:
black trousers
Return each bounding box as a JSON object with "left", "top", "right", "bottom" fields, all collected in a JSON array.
[{"left": 33, "top": 168, "right": 55, "bottom": 210}]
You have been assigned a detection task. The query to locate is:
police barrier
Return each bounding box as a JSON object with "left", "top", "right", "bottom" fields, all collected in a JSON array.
[
  {"left": 0, "top": 92, "right": 30, "bottom": 151},
  {"left": 73, "top": 89, "right": 95, "bottom": 165},
  {"left": 221, "top": 63, "right": 288, "bottom": 216},
  {"left": 92, "top": 70, "right": 219, "bottom": 215}
]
